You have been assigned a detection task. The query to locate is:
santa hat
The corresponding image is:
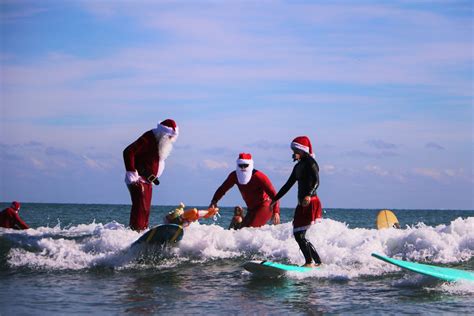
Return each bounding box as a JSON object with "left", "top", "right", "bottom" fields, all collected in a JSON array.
[
  {"left": 291, "top": 136, "right": 314, "bottom": 157},
  {"left": 236, "top": 153, "right": 253, "bottom": 165},
  {"left": 157, "top": 119, "right": 179, "bottom": 137},
  {"left": 11, "top": 201, "right": 20, "bottom": 211}
]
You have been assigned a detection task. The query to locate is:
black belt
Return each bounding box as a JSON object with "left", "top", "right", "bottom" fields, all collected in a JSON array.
[
  {"left": 146, "top": 174, "right": 160, "bottom": 185},
  {"left": 139, "top": 170, "right": 160, "bottom": 185}
]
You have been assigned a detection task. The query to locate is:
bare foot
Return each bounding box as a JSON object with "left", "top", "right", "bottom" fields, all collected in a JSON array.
[{"left": 302, "top": 263, "right": 321, "bottom": 268}]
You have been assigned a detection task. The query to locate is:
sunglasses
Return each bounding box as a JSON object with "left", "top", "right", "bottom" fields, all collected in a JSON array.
[{"left": 238, "top": 164, "right": 249, "bottom": 168}]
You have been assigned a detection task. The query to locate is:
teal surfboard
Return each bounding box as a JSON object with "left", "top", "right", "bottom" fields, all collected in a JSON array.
[
  {"left": 131, "top": 224, "right": 183, "bottom": 247},
  {"left": 372, "top": 253, "right": 474, "bottom": 282},
  {"left": 243, "top": 260, "right": 317, "bottom": 277}
]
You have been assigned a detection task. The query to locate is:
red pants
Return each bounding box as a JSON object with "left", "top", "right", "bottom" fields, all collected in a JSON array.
[
  {"left": 293, "top": 196, "right": 322, "bottom": 231},
  {"left": 242, "top": 200, "right": 273, "bottom": 228},
  {"left": 128, "top": 182, "right": 153, "bottom": 231}
]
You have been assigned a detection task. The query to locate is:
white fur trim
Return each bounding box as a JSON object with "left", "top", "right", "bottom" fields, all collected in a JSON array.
[
  {"left": 157, "top": 123, "right": 179, "bottom": 137},
  {"left": 236, "top": 158, "right": 252, "bottom": 165},
  {"left": 125, "top": 170, "right": 140, "bottom": 184},
  {"left": 293, "top": 224, "right": 313, "bottom": 233},
  {"left": 291, "top": 142, "right": 310, "bottom": 154},
  {"left": 157, "top": 160, "right": 165, "bottom": 177}
]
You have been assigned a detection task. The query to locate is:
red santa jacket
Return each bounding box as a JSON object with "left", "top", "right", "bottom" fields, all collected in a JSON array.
[
  {"left": 0, "top": 207, "right": 29, "bottom": 230},
  {"left": 212, "top": 170, "right": 280, "bottom": 214},
  {"left": 123, "top": 130, "right": 161, "bottom": 179}
]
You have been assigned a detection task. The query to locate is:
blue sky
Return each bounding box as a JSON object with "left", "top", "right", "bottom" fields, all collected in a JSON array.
[{"left": 1, "top": 0, "right": 472, "bottom": 209}]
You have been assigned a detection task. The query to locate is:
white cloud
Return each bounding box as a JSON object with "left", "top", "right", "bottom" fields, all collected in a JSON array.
[
  {"left": 365, "top": 165, "right": 390, "bottom": 177},
  {"left": 426, "top": 142, "right": 445, "bottom": 150},
  {"left": 321, "top": 164, "right": 337, "bottom": 175},
  {"left": 3, "top": 2, "right": 470, "bottom": 97},
  {"left": 0, "top": 5, "right": 48, "bottom": 21},
  {"left": 30, "top": 157, "right": 45, "bottom": 170},
  {"left": 201, "top": 159, "right": 229, "bottom": 170},
  {"left": 1, "top": 1, "right": 472, "bottom": 208},
  {"left": 413, "top": 168, "right": 471, "bottom": 182},
  {"left": 413, "top": 168, "right": 442, "bottom": 180},
  {"left": 83, "top": 155, "right": 106, "bottom": 170}
]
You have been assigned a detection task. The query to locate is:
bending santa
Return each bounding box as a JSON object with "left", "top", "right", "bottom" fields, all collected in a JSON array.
[
  {"left": 0, "top": 201, "right": 29, "bottom": 230},
  {"left": 123, "top": 119, "right": 178, "bottom": 231},
  {"left": 210, "top": 153, "right": 280, "bottom": 228}
]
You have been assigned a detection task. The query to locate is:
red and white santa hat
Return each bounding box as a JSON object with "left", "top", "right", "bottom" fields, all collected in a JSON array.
[
  {"left": 11, "top": 201, "right": 20, "bottom": 211},
  {"left": 291, "top": 136, "right": 314, "bottom": 157},
  {"left": 236, "top": 153, "right": 253, "bottom": 166},
  {"left": 157, "top": 119, "right": 179, "bottom": 137}
]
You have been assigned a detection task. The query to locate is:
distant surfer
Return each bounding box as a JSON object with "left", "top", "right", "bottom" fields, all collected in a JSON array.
[
  {"left": 210, "top": 153, "right": 280, "bottom": 228},
  {"left": 0, "top": 201, "right": 29, "bottom": 230},
  {"left": 123, "top": 119, "right": 179, "bottom": 231},
  {"left": 228, "top": 206, "right": 244, "bottom": 230},
  {"left": 270, "top": 136, "right": 323, "bottom": 267}
]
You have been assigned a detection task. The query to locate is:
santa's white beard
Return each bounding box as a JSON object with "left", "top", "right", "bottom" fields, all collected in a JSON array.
[
  {"left": 153, "top": 130, "right": 176, "bottom": 178},
  {"left": 236, "top": 166, "right": 253, "bottom": 185},
  {"left": 158, "top": 137, "right": 174, "bottom": 161}
]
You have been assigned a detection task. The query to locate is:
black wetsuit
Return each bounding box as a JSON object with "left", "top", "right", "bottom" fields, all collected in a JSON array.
[
  {"left": 274, "top": 155, "right": 322, "bottom": 265},
  {"left": 273, "top": 155, "right": 319, "bottom": 204}
]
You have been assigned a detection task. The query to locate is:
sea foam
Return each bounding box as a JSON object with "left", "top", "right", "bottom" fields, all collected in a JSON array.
[{"left": 2, "top": 217, "right": 473, "bottom": 289}]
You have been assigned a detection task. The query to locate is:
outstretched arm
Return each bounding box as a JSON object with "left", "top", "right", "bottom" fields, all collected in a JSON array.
[
  {"left": 256, "top": 172, "right": 281, "bottom": 225},
  {"left": 181, "top": 207, "right": 219, "bottom": 223},
  {"left": 272, "top": 168, "right": 297, "bottom": 203},
  {"left": 13, "top": 212, "right": 29, "bottom": 230},
  {"left": 210, "top": 172, "right": 236, "bottom": 207}
]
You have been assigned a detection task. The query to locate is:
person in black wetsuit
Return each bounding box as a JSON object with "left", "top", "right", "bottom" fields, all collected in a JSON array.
[{"left": 270, "top": 136, "right": 323, "bottom": 267}]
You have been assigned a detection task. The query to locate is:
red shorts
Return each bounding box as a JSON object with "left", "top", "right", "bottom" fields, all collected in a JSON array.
[{"left": 293, "top": 196, "right": 322, "bottom": 231}]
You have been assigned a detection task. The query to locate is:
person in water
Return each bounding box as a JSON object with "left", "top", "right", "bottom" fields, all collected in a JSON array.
[
  {"left": 228, "top": 206, "right": 244, "bottom": 230},
  {"left": 0, "top": 201, "right": 29, "bottom": 230},
  {"left": 123, "top": 119, "right": 179, "bottom": 231},
  {"left": 210, "top": 153, "right": 280, "bottom": 228},
  {"left": 164, "top": 203, "right": 219, "bottom": 227},
  {"left": 270, "top": 136, "right": 323, "bottom": 267}
]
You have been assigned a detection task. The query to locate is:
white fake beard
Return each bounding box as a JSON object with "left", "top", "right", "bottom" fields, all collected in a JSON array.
[
  {"left": 236, "top": 165, "right": 253, "bottom": 185},
  {"left": 155, "top": 130, "right": 176, "bottom": 159},
  {"left": 155, "top": 132, "right": 175, "bottom": 177},
  {"left": 158, "top": 138, "right": 173, "bottom": 161}
]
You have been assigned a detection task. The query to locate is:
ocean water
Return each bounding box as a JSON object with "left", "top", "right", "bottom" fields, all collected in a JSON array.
[{"left": 0, "top": 203, "right": 473, "bottom": 315}]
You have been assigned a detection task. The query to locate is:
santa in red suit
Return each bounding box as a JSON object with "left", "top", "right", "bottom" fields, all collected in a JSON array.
[
  {"left": 0, "top": 201, "right": 29, "bottom": 230},
  {"left": 123, "top": 119, "right": 178, "bottom": 231},
  {"left": 210, "top": 153, "right": 280, "bottom": 228}
]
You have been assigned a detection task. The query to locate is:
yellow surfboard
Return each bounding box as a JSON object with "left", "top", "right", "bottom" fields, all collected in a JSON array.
[{"left": 376, "top": 209, "right": 400, "bottom": 229}]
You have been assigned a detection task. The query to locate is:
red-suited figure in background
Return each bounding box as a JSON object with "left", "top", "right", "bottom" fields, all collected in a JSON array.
[
  {"left": 210, "top": 153, "right": 280, "bottom": 228},
  {"left": 0, "top": 201, "right": 29, "bottom": 230},
  {"left": 123, "top": 119, "right": 179, "bottom": 231}
]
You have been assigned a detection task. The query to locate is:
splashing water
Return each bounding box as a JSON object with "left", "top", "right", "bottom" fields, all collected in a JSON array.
[{"left": 3, "top": 218, "right": 472, "bottom": 280}]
